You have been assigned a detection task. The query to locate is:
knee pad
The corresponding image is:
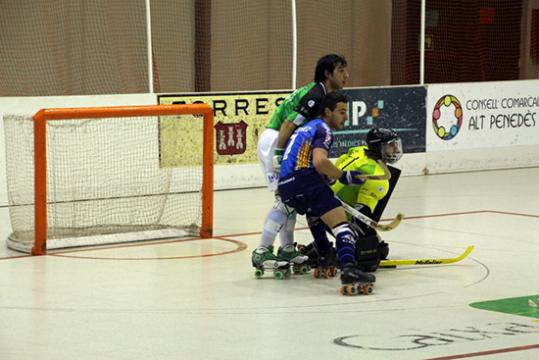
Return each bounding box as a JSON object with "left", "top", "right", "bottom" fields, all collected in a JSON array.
[
  {"left": 285, "top": 212, "right": 297, "bottom": 231},
  {"left": 273, "top": 196, "right": 295, "bottom": 217}
]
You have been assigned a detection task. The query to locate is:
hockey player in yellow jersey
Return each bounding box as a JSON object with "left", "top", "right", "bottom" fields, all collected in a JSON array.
[
  {"left": 332, "top": 128, "right": 402, "bottom": 219},
  {"left": 300, "top": 127, "right": 403, "bottom": 275}
]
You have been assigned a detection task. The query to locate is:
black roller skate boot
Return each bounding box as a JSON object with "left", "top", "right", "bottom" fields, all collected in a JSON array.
[
  {"left": 297, "top": 242, "right": 320, "bottom": 269},
  {"left": 340, "top": 262, "right": 376, "bottom": 295},
  {"left": 312, "top": 246, "right": 338, "bottom": 279}
]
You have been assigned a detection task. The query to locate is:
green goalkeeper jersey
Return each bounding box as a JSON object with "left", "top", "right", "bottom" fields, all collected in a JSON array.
[{"left": 266, "top": 82, "right": 327, "bottom": 130}]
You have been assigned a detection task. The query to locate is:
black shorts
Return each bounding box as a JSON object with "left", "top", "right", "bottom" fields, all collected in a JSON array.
[{"left": 278, "top": 170, "right": 341, "bottom": 218}]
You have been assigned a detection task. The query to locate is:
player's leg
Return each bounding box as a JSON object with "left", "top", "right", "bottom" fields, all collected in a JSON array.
[
  {"left": 276, "top": 203, "right": 297, "bottom": 256},
  {"left": 252, "top": 129, "right": 287, "bottom": 269},
  {"left": 255, "top": 128, "right": 300, "bottom": 266},
  {"left": 320, "top": 207, "right": 357, "bottom": 266},
  {"left": 274, "top": 201, "right": 308, "bottom": 272},
  {"left": 306, "top": 189, "right": 362, "bottom": 265},
  {"left": 256, "top": 128, "right": 280, "bottom": 192},
  {"left": 313, "top": 194, "right": 375, "bottom": 291},
  {"left": 279, "top": 209, "right": 296, "bottom": 248},
  {"left": 303, "top": 212, "right": 337, "bottom": 277}
]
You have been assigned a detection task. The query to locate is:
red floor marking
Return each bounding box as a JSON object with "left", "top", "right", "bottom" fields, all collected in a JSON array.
[
  {"left": 425, "top": 343, "right": 539, "bottom": 360},
  {"left": 0, "top": 209, "right": 537, "bottom": 260},
  {"left": 49, "top": 237, "right": 247, "bottom": 260}
]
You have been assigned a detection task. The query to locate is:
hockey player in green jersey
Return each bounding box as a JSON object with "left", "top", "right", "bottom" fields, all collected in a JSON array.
[
  {"left": 252, "top": 54, "right": 349, "bottom": 278},
  {"left": 300, "top": 127, "right": 403, "bottom": 275}
]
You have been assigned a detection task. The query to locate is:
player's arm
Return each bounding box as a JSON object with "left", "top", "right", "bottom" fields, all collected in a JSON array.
[
  {"left": 274, "top": 86, "right": 323, "bottom": 164},
  {"left": 276, "top": 119, "right": 300, "bottom": 150},
  {"left": 312, "top": 130, "right": 364, "bottom": 186},
  {"left": 273, "top": 109, "right": 309, "bottom": 169},
  {"left": 313, "top": 148, "right": 342, "bottom": 179},
  {"left": 273, "top": 119, "right": 300, "bottom": 171}
]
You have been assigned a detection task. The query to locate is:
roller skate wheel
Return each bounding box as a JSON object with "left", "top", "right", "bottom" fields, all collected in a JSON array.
[
  {"left": 358, "top": 283, "right": 373, "bottom": 295},
  {"left": 329, "top": 267, "right": 337, "bottom": 277},
  {"left": 284, "top": 269, "right": 292, "bottom": 278},
  {"left": 300, "top": 264, "right": 310, "bottom": 274},
  {"left": 313, "top": 268, "right": 321, "bottom": 278},
  {"left": 340, "top": 285, "right": 357, "bottom": 296},
  {"left": 254, "top": 269, "right": 264, "bottom": 278},
  {"left": 322, "top": 269, "right": 330, "bottom": 279},
  {"left": 274, "top": 271, "right": 285, "bottom": 280}
]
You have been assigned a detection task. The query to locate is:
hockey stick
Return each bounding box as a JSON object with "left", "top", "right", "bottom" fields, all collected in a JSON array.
[
  {"left": 379, "top": 245, "right": 474, "bottom": 268},
  {"left": 340, "top": 200, "right": 404, "bottom": 232}
]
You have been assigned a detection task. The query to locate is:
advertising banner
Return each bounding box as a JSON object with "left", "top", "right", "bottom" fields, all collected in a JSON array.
[
  {"left": 158, "top": 92, "right": 288, "bottom": 166},
  {"left": 427, "top": 80, "right": 539, "bottom": 151},
  {"left": 159, "top": 86, "right": 426, "bottom": 166},
  {"left": 339, "top": 87, "right": 426, "bottom": 158}
]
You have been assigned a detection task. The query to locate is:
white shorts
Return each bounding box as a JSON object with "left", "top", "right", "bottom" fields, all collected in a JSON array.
[{"left": 257, "top": 128, "right": 279, "bottom": 191}]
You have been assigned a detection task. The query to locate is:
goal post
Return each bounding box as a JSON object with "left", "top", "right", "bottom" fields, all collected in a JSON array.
[{"left": 5, "top": 104, "right": 214, "bottom": 255}]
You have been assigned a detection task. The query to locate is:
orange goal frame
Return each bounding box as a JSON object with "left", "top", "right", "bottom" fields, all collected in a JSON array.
[{"left": 32, "top": 104, "right": 214, "bottom": 255}]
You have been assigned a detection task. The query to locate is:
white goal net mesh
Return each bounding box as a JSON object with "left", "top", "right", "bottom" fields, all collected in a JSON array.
[{"left": 4, "top": 113, "right": 206, "bottom": 253}]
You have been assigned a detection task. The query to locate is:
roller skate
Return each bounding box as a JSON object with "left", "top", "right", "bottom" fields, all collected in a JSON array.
[
  {"left": 251, "top": 246, "right": 290, "bottom": 279},
  {"left": 297, "top": 242, "right": 319, "bottom": 268},
  {"left": 277, "top": 245, "right": 310, "bottom": 275},
  {"left": 340, "top": 263, "right": 375, "bottom": 295},
  {"left": 312, "top": 246, "right": 338, "bottom": 279}
]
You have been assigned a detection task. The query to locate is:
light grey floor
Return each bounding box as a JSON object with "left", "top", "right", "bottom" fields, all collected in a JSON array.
[{"left": 1, "top": 168, "right": 539, "bottom": 360}]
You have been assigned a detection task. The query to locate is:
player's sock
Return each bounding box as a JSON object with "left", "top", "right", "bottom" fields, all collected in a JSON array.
[
  {"left": 260, "top": 207, "right": 287, "bottom": 249},
  {"left": 333, "top": 223, "right": 356, "bottom": 266},
  {"left": 307, "top": 214, "right": 331, "bottom": 252},
  {"left": 279, "top": 211, "right": 296, "bottom": 248}
]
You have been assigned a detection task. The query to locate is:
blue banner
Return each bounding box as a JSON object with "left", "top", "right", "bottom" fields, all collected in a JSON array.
[{"left": 332, "top": 86, "right": 427, "bottom": 157}]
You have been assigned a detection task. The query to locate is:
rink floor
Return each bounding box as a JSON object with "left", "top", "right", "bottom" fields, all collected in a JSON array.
[{"left": 1, "top": 167, "right": 539, "bottom": 360}]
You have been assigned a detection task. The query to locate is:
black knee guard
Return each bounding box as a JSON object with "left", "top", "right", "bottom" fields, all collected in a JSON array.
[{"left": 355, "top": 235, "right": 389, "bottom": 272}]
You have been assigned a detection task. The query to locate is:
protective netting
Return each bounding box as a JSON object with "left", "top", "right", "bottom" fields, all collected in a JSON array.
[
  {"left": 4, "top": 114, "right": 204, "bottom": 252},
  {"left": 392, "top": 0, "right": 523, "bottom": 84},
  {"left": 0, "top": 0, "right": 531, "bottom": 95},
  {"left": 0, "top": 1, "right": 149, "bottom": 95}
]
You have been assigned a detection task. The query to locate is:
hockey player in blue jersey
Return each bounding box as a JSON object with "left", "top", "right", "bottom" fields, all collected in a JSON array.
[{"left": 278, "top": 91, "right": 376, "bottom": 295}]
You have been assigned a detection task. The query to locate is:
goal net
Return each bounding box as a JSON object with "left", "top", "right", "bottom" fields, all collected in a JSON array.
[{"left": 3, "top": 104, "right": 214, "bottom": 255}]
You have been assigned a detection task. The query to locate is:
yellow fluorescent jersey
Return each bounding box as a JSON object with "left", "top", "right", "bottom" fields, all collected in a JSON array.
[{"left": 330, "top": 146, "right": 389, "bottom": 213}]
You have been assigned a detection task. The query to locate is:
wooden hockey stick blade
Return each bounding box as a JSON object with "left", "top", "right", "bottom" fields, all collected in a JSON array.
[
  {"left": 379, "top": 245, "right": 475, "bottom": 267},
  {"left": 376, "top": 213, "right": 404, "bottom": 231},
  {"left": 341, "top": 201, "right": 403, "bottom": 232}
]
